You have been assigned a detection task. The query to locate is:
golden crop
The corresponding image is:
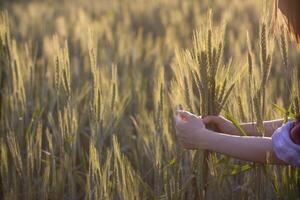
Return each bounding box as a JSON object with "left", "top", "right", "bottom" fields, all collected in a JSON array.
[{"left": 0, "top": 0, "right": 299, "bottom": 199}]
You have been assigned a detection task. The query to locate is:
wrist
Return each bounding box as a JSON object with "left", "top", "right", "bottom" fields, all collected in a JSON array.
[
  {"left": 231, "top": 126, "right": 240, "bottom": 135},
  {"left": 196, "top": 128, "right": 214, "bottom": 150}
]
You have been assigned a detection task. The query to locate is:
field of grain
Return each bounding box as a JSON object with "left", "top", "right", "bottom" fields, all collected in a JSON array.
[{"left": 0, "top": 0, "right": 299, "bottom": 199}]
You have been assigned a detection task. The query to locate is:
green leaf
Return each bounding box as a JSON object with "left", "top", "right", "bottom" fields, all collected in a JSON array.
[
  {"left": 163, "top": 157, "right": 176, "bottom": 171},
  {"left": 272, "top": 103, "right": 297, "bottom": 122},
  {"left": 167, "top": 157, "right": 176, "bottom": 165},
  {"left": 229, "top": 164, "right": 252, "bottom": 176},
  {"left": 225, "top": 112, "right": 248, "bottom": 136},
  {"left": 272, "top": 103, "right": 287, "bottom": 114}
]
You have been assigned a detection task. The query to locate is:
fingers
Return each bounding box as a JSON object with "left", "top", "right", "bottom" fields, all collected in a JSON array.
[
  {"left": 175, "top": 111, "right": 206, "bottom": 132},
  {"left": 175, "top": 115, "right": 182, "bottom": 124},
  {"left": 202, "top": 115, "right": 220, "bottom": 124},
  {"left": 175, "top": 115, "right": 186, "bottom": 131},
  {"left": 174, "top": 110, "right": 194, "bottom": 130},
  {"left": 176, "top": 110, "right": 198, "bottom": 121}
]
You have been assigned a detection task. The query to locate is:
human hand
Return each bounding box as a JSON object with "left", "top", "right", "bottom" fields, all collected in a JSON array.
[
  {"left": 175, "top": 110, "right": 209, "bottom": 150},
  {"left": 202, "top": 115, "right": 238, "bottom": 135}
]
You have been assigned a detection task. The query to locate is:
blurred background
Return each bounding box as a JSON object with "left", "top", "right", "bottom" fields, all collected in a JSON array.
[{"left": 0, "top": 0, "right": 299, "bottom": 199}]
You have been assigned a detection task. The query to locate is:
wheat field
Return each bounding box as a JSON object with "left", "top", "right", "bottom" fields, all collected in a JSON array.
[{"left": 0, "top": 0, "right": 299, "bottom": 199}]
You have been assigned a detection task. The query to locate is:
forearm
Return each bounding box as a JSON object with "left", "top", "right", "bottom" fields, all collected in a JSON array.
[
  {"left": 239, "top": 118, "right": 284, "bottom": 137},
  {"left": 202, "top": 129, "right": 286, "bottom": 165}
]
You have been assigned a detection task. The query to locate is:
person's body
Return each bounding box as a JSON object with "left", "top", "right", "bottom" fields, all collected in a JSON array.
[{"left": 175, "top": 0, "right": 300, "bottom": 166}]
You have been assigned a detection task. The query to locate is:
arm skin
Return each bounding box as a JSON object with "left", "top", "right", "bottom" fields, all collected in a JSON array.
[
  {"left": 203, "top": 129, "right": 287, "bottom": 165},
  {"left": 239, "top": 118, "right": 284, "bottom": 137},
  {"left": 202, "top": 115, "right": 286, "bottom": 137},
  {"left": 176, "top": 111, "right": 288, "bottom": 165}
]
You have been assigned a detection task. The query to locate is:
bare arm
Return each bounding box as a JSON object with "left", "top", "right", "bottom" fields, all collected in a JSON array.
[
  {"left": 176, "top": 111, "right": 288, "bottom": 165},
  {"left": 204, "top": 129, "right": 287, "bottom": 165},
  {"left": 240, "top": 118, "right": 284, "bottom": 137},
  {"left": 202, "top": 116, "right": 285, "bottom": 137}
]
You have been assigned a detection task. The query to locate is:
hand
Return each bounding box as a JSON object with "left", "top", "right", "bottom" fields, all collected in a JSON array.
[
  {"left": 202, "top": 115, "right": 238, "bottom": 135},
  {"left": 175, "top": 110, "right": 209, "bottom": 150}
]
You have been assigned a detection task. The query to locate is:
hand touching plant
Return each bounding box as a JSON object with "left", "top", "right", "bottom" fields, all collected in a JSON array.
[
  {"left": 174, "top": 110, "right": 288, "bottom": 165},
  {"left": 201, "top": 115, "right": 239, "bottom": 135},
  {"left": 175, "top": 110, "right": 210, "bottom": 150}
]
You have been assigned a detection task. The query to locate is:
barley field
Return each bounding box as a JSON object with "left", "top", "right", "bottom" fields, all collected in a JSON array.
[{"left": 0, "top": 0, "right": 299, "bottom": 199}]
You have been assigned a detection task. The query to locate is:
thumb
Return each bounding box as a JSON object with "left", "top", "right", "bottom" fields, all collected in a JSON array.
[{"left": 176, "top": 110, "right": 198, "bottom": 121}]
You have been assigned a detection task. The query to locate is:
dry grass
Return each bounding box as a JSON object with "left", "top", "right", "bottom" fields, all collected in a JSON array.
[{"left": 0, "top": 0, "right": 299, "bottom": 199}]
